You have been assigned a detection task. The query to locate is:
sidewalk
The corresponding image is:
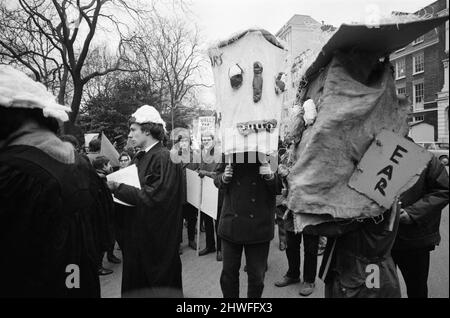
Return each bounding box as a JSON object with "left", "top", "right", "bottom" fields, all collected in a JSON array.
[{"left": 101, "top": 206, "right": 449, "bottom": 298}]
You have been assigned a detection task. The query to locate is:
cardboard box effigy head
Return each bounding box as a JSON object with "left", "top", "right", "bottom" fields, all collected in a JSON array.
[{"left": 208, "top": 29, "right": 288, "bottom": 155}]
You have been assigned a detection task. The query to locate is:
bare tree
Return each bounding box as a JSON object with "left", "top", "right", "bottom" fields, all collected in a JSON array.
[
  {"left": 0, "top": 1, "right": 67, "bottom": 100},
  {"left": 126, "top": 14, "right": 210, "bottom": 130},
  {"left": 0, "top": 0, "right": 148, "bottom": 133}
]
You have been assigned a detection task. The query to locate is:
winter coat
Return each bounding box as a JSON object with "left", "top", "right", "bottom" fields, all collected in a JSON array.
[
  {"left": 214, "top": 153, "right": 281, "bottom": 244},
  {"left": 393, "top": 155, "right": 449, "bottom": 251}
]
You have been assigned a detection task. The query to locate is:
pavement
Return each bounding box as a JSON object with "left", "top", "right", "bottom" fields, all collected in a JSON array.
[{"left": 100, "top": 204, "right": 449, "bottom": 298}]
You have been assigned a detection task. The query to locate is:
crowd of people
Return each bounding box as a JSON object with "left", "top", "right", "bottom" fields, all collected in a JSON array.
[{"left": 0, "top": 65, "right": 448, "bottom": 298}]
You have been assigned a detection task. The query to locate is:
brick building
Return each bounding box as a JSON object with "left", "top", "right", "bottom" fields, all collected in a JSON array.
[{"left": 390, "top": 0, "right": 449, "bottom": 142}]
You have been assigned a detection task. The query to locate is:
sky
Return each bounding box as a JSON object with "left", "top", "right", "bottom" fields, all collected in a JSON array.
[
  {"left": 189, "top": 0, "right": 435, "bottom": 43},
  {"left": 187, "top": 0, "right": 436, "bottom": 105}
]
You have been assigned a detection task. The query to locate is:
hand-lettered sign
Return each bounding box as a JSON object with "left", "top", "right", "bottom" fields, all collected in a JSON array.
[{"left": 348, "top": 130, "right": 432, "bottom": 209}]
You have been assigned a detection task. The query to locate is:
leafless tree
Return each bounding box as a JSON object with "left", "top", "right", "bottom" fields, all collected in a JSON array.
[
  {"left": 0, "top": 0, "right": 149, "bottom": 133},
  {"left": 125, "top": 14, "right": 210, "bottom": 130}
]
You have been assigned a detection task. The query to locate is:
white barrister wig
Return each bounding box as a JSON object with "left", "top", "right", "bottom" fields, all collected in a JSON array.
[
  {"left": 0, "top": 65, "right": 71, "bottom": 122},
  {"left": 302, "top": 99, "right": 317, "bottom": 126},
  {"left": 131, "top": 105, "right": 167, "bottom": 132}
]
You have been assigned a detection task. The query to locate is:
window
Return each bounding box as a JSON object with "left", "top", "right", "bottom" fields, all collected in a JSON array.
[
  {"left": 414, "top": 82, "right": 424, "bottom": 107},
  {"left": 396, "top": 59, "right": 406, "bottom": 79},
  {"left": 413, "top": 52, "right": 424, "bottom": 74},
  {"left": 414, "top": 115, "right": 424, "bottom": 122},
  {"left": 397, "top": 86, "right": 406, "bottom": 96},
  {"left": 412, "top": 35, "right": 424, "bottom": 45}
]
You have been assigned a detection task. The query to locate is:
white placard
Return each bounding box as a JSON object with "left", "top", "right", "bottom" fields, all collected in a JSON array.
[
  {"left": 84, "top": 133, "right": 99, "bottom": 148},
  {"left": 201, "top": 176, "right": 219, "bottom": 220},
  {"left": 185, "top": 169, "right": 219, "bottom": 219},
  {"left": 107, "top": 164, "right": 141, "bottom": 206},
  {"left": 186, "top": 168, "right": 202, "bottom": 208}
]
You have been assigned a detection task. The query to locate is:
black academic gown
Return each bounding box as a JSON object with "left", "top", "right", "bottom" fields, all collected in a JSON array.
[
  {"left": 114, "top": 142, "right": 184, "bottom": 298},
  {"left": 0, "top": 145, "right": 111, "bottom": 298}
]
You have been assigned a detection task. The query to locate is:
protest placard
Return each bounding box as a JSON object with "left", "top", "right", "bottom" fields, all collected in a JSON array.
[{"left": 349, "top": 130, "right": 432, "bottom": 209}]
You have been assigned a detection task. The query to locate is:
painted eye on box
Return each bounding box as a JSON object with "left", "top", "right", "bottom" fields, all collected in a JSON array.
[
  {"left": 275, "top": 72, "right": 287, "bottom": 95},
  {"left": 229, "top": 64, "right": 243, "bottom": 89}
]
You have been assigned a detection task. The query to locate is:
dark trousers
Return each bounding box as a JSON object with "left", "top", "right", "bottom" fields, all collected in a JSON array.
[
  {"left": 276, "top": 206, "right": 286, "bottom": 244},
  {"left": 220, "top": 239, "right": 270, "bottom": 298},
  {"left": 202, "top": 213, "right": 216, "bottom": 250},
  {"left": 180, "top": 203, "right": 197, "bottom": 242},
  {"left": 285, "top": 231, "right": 319, "bottom": 283},
  {"left": 392, "top": 248, "right": 431, "bottom": 298}
]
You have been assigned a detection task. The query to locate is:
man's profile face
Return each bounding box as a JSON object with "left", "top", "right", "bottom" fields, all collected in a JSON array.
[
  {"left": 104, "top": 162, "right": 113, "bottom": 174},
  {"left": 128, "top": 123, "right": 148, "bottom": 149}
]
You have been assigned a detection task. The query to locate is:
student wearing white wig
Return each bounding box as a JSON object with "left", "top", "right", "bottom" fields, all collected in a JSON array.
[{"left": 0, "top": 66, "right": 112, "bottom": 297}]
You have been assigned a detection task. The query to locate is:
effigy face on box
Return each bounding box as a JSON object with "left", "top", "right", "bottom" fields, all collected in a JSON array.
[{"left": 208, "top": 29, "right": 288, "bottom": 156}]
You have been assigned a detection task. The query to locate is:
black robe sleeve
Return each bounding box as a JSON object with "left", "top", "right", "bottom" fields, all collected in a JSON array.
[{"left": 114, "top": 150, "right": 182, "bottom": 211}]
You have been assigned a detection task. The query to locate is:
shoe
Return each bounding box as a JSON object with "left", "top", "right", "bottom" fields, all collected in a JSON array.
[
  {"left": 98, "top": 267, "right": 113, "bottom": 276},
  {"left": 299, "top": 282, "right": 315, "bottom": 296},
  {"left": 274, "top": 275, "right": 300, "bottom": 287},
  {"left": 188, "top": 240, "right": 197, "bottom": 250},
  {"left": 107, "top": 254, "right": 121, "bottom": 264},
  {"left": 199, "top": 247, "right": 215, "bottom": 256},
  {"left": 279, "top": 241, "right": 286, "bottom": 251},
  {"left": 216, "top": 251, "right": 222, "bottom": 262}
]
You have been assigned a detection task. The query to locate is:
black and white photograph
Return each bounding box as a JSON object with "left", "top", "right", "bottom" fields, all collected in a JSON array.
[{"left": 0, "top": 0, "right": 448, "bottom": 304}]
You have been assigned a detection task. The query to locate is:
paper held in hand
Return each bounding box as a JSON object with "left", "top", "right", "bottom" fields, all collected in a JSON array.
[{"left": 106, "top": 164, "right": 141, "bottom": 206}]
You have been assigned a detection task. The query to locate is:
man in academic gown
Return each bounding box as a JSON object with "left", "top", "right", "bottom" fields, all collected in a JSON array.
[
  {"left": 0, "top": 66, "right": 110, "bottom": 298},
  {"left": 107, "top": 105, "right": 184, "bottom": 298}
]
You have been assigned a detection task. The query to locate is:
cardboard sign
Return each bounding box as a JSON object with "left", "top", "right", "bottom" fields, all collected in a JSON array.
[
  {"left": 349, "top": 130, "right": 432, "bottom": 209},
  {"left": 186, "top": 168, "right": 202, "bottom": 208},
  {"left": 198, "top": 116, "right": 216, "bottom": 139},
  {"left": 208, "top": 29, "right": 287, "bottom": 155},
  {"left": 201, "top": 176, "right": 219, "bottom": 220},
  {"left": 185, "top": 168, "right": 219, "bottom": 220},
  {"left": 100, "top": 133, "right": 120, "bottom": 167},
  {"left": 84, "top": 133, "right": 99, "bottom": 148}
]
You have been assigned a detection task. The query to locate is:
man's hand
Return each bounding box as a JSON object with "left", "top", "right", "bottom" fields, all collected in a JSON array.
[
  {"left": 107, "top": 180, "right": 120, "bottom": 192},
  {"left": 399, "top": 209, "right": 414, "bottom": 224},
  {"left": 198, "top": 170, "right": 208, "bottom": 178},
  {"left": 222, "top": 164, "right": 233, "bottom": 183},
  {"left": 259, "top": 163, "right": 274, "bottom": 180}
]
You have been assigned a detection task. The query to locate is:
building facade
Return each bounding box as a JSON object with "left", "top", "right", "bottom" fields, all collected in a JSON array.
[
  {"left": 390, "top": 0, "right": 449, "bottom": 142},
  {"left": 275, "top": 15, "right": 322, "bottom": 137}
]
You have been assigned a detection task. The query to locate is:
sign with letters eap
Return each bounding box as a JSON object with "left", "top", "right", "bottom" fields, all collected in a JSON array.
[{"left": 348, "top": 130, "right": 432, "bottom": 209}]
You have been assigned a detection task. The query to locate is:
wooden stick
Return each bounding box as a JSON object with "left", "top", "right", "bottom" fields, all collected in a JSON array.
[
  {"left": 388, "top": 196, "right": 399, "bottom": 232},
  {"left": 196, "top": 178, "right": 203, "bottom": 256}
]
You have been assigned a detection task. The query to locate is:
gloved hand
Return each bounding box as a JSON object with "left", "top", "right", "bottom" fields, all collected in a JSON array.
[
  {"left": 259, "top": 163, "right": 274, "bottom": 180},
  {"left": 198, "top": 170, "right": 208, "bottom": 178},
  {"left": 222, "top": 165, "right": 234, "bottom": 183}
]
